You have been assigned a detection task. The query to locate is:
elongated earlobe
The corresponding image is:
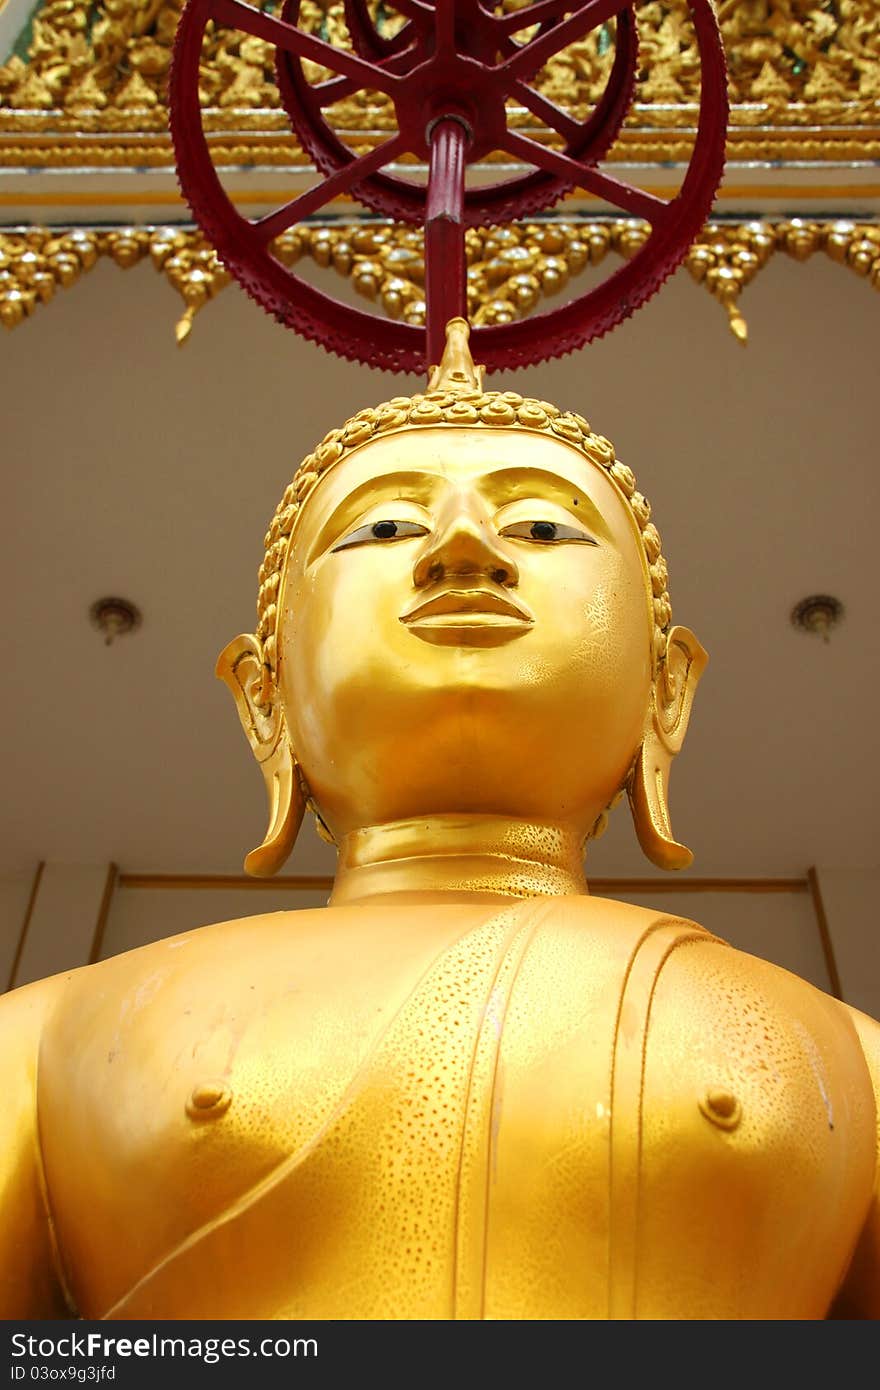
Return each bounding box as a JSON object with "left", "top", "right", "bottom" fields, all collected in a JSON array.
[
  {"left": 628, "top": 625, "right": 707, "bottom": 871},
  {"left": 242, "top": 738, "right": 304, "bottom": 877},
  {"left": 216, "top": 633, "right": 305, "bottom": 877}
]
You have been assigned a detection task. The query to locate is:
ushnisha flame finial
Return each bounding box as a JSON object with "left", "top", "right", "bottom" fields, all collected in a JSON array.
[{"left": 426, "top": 318, "right": 485, "bottom": 395}]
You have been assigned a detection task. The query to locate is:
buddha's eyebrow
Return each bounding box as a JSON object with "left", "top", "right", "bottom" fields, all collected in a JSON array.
[
  {"left": 306, "top": 462, "right": 612, "bottom": 562},
  {"left": 483, "top": 467, "right": 612, "bottom": 542},
  {"left": 307, "top": 470, "right": 438, "bottom": 562}
]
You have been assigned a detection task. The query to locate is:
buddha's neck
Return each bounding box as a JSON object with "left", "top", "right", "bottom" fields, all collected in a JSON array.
[{"left": 330, "top": 815, "right": 588, "bottom": 906}]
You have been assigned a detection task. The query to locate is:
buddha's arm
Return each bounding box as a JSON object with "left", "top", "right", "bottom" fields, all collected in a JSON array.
[
  {"left": 830, "top": 1004, "right": 880, "bottom": 1319},
  {"left": 0, "top": 977, "right": 74, "bottom": 1317}
]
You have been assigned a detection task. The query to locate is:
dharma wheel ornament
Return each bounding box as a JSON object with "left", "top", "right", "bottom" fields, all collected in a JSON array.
[{"left": 169, "top": 0, "right": 728, "bottom": 372}]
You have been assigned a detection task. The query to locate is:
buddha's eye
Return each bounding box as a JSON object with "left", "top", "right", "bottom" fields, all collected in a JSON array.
[
  {"left": 332, "top": 519, "right": 430, "bottom": 552},
  {"left": 499, "top": 520, "right": 598, "bottom": 544}
]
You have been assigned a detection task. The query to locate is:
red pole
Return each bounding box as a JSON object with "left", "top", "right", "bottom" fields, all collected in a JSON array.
[{"left": 425, "top": 116, "right": 469, "bottom": 369}]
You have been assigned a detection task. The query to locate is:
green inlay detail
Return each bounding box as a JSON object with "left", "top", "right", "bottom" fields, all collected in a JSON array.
[{"left": 9, "top": 0, "right": 46, "bottom": 65}]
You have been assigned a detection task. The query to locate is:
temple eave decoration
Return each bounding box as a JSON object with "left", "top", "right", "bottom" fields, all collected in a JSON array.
[
  {"left": 2, "top": 217, "right": 879, "bottom": 343},
  {"left": 1, "top": 1, "right": 878, "bottom": 345},
  {"left": 0, "top": 0, "right": 877, "bottom": 155}
]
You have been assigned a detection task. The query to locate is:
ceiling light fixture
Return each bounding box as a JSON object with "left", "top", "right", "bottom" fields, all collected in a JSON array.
[
  {"left": 790, "top": 594, "right": 844, "bottom": 644},
  {"left": 89, "top": 597, "right": 143, "bottom": 646}
]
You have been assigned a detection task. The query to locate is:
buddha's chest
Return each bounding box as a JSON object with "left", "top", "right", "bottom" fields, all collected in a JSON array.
[{"left": 46, "top": 911, "right": 875, "bottom": 1320}]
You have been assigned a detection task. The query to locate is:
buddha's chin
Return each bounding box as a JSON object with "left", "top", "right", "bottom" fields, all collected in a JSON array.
[
  {"left": 287, "top": 656, "right": 647, "bottom": 835},
  {"left": 298, "top": 715, "right": 637, "bottom": 841}
]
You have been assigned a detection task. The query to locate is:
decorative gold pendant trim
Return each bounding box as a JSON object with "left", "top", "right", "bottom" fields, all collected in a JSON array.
[{"left": 1, "top": 218, "right": 878, "bottom": 344}]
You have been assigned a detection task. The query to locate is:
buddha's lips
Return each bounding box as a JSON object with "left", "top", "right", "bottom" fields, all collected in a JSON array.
[{"left": 400, "top": 585, "right": 534, "bottom": 626}]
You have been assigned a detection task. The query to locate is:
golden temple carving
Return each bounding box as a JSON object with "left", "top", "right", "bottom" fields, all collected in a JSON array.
[
  {"left": 0, "top": 0, "right": 877, "bottom": 164},
  {"left": 2, "top": 217, "right": 878, "bottom": 342}
]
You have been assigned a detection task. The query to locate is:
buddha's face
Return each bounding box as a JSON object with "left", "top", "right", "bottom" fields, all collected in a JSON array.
[{"left": 277, "top": 427, "right": 654, "bottom": 838}]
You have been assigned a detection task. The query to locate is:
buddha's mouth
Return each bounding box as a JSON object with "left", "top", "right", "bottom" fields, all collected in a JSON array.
[{"left": 400, "top": 585, "right": 534, "bottom": 645}]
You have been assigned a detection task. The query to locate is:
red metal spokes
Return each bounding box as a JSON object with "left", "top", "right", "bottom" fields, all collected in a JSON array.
[
  {"left": 275, "top": 0, "right": 639, "bottom": 226},
  {"left": 169, "top": 0, "right": 728, "bottom": 372},
  {"left": 342, "top": 0, "right": 429, "bottom": 62}
]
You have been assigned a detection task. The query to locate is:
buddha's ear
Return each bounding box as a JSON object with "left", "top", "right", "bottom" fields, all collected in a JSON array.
[
  {"left": 216, "top": 634, "right": 305, "bottom": 877},
  {"left": 628, "top": 625, "right": 708, "bottom": 871}
]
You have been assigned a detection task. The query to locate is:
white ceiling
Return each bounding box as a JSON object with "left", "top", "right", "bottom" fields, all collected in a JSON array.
[{"left": 2, "top": 240, "right": 878, "bottom": 880}]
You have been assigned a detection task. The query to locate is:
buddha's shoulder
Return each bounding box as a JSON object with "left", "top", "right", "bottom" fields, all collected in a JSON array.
[
  {"left": 9, "top": 895, "right": 875, "bottom": 1080},
  {"left": 12, "top": 907, "right": 326, "bottom": 1052},
  {"left": 33, "top": 894, "right": 698, "bottom": 1013},
  {"left": 79, "top": 906, "right": 320, "bottom": 983},
  {"left": 0, "top": 971, "right": 63, "bottom": 1067},
  {"left": 631, "top": 906, "right": 872, "bottom": 1073},
  {"left": 534, "top": 895, "right": 871, "bottom": 1060}
]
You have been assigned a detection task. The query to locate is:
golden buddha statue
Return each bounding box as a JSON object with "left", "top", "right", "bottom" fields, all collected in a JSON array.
[{"left": 2, "top": 320, "right": 879, "bottom": 1321}]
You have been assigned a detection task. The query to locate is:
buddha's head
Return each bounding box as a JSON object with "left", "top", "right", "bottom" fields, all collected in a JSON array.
[{"left": 219, "top": 320, "right": 706, "bottom": 878}]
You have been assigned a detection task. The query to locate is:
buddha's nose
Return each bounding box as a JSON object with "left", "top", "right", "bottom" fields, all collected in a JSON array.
[{"left": 412, "top": 496, "right": 519, "bottom": 588}]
